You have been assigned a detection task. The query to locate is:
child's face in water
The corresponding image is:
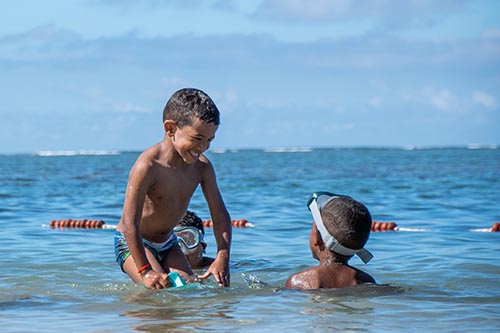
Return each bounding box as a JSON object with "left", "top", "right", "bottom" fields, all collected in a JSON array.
[
  {"left": 184, "top": 242, "right": 206, "bottom": 268},
  {"left": 172, "top": 117, "right": 218, "bottom": 164},
  {"left": 175, "top": 226, "right": 207, "bottom": 268}
]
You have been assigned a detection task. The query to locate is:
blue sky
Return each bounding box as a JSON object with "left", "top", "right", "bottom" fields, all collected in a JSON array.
[{"left": 1, "top": 0, "right": 499, "bottom": 153}]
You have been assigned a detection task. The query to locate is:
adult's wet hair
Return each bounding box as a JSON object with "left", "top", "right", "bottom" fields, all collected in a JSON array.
[
  {"left": 163, "top": 88, "right": 220, "bottom": 127},
  {"left": 178, "top": 210, "right": 205, "bottom": 235},
  {"left": 321, "top": 197, "right": 372, "bottom": 250}
]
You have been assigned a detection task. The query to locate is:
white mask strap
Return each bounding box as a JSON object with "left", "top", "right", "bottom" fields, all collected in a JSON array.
[{"left": 308, "top": 192, "right": 373, "bottom": 264}]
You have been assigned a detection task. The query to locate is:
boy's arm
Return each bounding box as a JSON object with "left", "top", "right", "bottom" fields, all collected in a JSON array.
[
  {"left": 122, "top": 159, "right": 170, "bottom": 289},
  {"left": 198, "top": 160, "right": 232, "bottom": 287}
]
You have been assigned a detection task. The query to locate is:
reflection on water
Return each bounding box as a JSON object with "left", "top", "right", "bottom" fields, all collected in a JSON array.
[{"left": 119, "top": 280, "right": 408, "bottom": 332}]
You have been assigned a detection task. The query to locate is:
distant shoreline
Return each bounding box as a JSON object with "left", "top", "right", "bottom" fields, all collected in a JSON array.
[{"left": 0, "top": 144, "right": 498, "bottom": 156}]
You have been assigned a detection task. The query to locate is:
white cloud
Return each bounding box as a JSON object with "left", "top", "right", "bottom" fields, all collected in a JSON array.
[
  {"left": 160, "top": 76, "right": 188, "bottom": 89},
  {"left": 473, "top": 91, "right": 497, "bottom": 109},
  {"left": 481, "top": 29, "right": 500, "bottom": 39},
  {"left": 401, "top": 87, "right": 464, "bottom": 113},
  {"left": 322, "top": 122, "right": 355, "bottom": 132},
  {"left": 430, "top": 89, "right": 458, "bottom": 112},
  {"left": 2, "top": 8, "right": 499, "bottom": 152},
  {"left": 369, "top": 96, "right": 382, "bottom": 108},
  {"left": 112, "top": 103, "right": 152, "bottom": 113},
  {"left": 270, "top": 0, "right": 353, "bottom": 20},
  {"left": 2, "top": 22, "right": 499, "bottom": 76},
  {"left": 252, "top": 0, "right": 469, "bottom": 22},
  {"left": 214, "top": 88, "right": 239, "bottom": 113}
]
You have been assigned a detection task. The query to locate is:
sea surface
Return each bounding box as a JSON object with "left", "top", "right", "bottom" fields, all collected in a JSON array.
[{"left": 0, "top": 147, "right": 499, "bottom": 332}]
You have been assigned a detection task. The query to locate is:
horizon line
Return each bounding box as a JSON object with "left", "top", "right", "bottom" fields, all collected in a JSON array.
[{"left": 1, "top": 144, "right": 498, "bottom": 156}]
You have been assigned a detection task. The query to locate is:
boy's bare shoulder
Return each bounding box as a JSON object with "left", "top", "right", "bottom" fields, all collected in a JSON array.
[
  {"left": 194, "top": 153, "right": 215, "bottom": 174},
  {"left": 355, "top": 268, "right": 376, "bottom": 284},
  {"left": 136, "top": 147, "right": 157, "bottom": 164},
  {"left": 286, "top": 267, "right": 320, "bottom": 290},
  {"left": 128, "top": 145, "right": 161, "bottom": 176},
  {"left": 197, "top": 153, "right": 212, "bottom": 166},
  {"left": 141, "top": 143, "right": 162, "bottom": 159}
]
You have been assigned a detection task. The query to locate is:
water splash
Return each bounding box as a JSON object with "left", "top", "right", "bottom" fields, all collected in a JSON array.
[{"left": 241, "top": 273, "right": 271, "bottom": 289}]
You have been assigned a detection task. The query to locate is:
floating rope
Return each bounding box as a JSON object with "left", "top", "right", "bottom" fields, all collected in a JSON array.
[
  {"left": 46, "top": 219, "right": 117, "bottom": 229},
  {"left": 44, "top": 219, "right": 498, "bottom": 232},
  {"left": 44, "top": 218, "right": 255, "bottom": 229},
  {"left": 371, "top": 221, "right": 398, "bottom": 232},
  {"left": 50, "top": 219, "right": 105, "bottom": 228},
  {"left": 203, "top": 219, "right": 254, "bottom": 228},
  {"left": 372, "top": 221, "right": 500, "bottom": 232}
]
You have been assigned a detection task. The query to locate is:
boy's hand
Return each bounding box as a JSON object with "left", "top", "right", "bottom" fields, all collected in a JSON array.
[
  {"left": 198, "top": 255, "right": 230, "bottom": 287},
  {"left": 141, "top": 270, "right": 172, "bottom": 289}
]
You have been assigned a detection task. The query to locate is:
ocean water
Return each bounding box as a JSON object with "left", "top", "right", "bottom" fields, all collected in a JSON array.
[{"left": 0, "top": 147, "right": 499, "bottom": 332}]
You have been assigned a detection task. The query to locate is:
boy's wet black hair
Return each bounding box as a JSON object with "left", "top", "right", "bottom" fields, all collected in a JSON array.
[
  {"left": 178, "top": 210, "right": 205, "bottom": 235},
  {"left": 163, "top": 88, "right": 220, "bottom": 127},
  {"left": 322, "top": 197, "right": 372, "bottom": 251}
]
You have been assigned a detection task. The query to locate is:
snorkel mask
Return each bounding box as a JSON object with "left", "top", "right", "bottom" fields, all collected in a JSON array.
[
  {"left": 174, "top": 226, "right": 206, "bottom": 254},
  {"left": 307, "top": 191, "right": 373, "bottom": 264}
]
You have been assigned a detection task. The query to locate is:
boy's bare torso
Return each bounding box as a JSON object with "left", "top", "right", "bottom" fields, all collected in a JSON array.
[{"left": 119, "top": 143, "right": 210, "bottom": 243}]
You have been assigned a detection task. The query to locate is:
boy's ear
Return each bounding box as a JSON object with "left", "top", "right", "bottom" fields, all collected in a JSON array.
[
  {"left": 315, "top": 235, "right": 325, "bottom": 250},
  {"left": 164, "top": 120, "right": 177, "bottom": 136},
  {"left": 312, "top": 222, "right": 324, "bottom": 247}
]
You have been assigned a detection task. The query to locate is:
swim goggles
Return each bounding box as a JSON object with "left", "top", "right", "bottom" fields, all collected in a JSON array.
[
  {"left": 174, "top": 226, "right": 206, "bottom": 254},
  {"left": 307, "top": 191, "right": 373, "bottom": 263}
]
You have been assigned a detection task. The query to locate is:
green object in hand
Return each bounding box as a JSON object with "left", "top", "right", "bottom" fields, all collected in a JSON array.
[{"left": 168, "top": 271, "right": 187, "bottom": 287}]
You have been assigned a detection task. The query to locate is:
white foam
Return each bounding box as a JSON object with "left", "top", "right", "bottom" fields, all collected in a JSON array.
[
  {"left": 209, "top": 148, "right": 240, "bottom": 154},
  {"left": 394, "top": 227, "right": 433, "bottom": 232},
  {"left": 467, "top": 144, "right": 497, "bottom": 150},
  {"left": 210, "top": 148, "right": 228, "bottom": 154},
  {"left": 36, "top": 150, "right": 121, "bottom": 156},
  {"left": 263, "top": 147, "right": 313, "bottom": 153},
  {"left": 470, "top": 228, "right": 492, "bottom": 232}
]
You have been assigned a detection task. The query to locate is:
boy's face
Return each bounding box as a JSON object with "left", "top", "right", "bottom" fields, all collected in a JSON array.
[
  {"left": 175, "top": 226, "right": 207, "bottom": 268},
  {"left": 172, "top": 117, "right": 218, "bottom": 164},
  {"left": 184, "top": 243, "right": 205, "bottom": 268}
]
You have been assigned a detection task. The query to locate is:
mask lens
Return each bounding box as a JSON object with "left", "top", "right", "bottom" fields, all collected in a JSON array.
[{"left": 174, "top": 227, "right": 201, "bottom": 249}]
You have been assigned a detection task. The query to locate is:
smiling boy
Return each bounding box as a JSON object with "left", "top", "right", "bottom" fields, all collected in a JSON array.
[{"left": 114, "top": 88, "right": 232, "bottom": 289}]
